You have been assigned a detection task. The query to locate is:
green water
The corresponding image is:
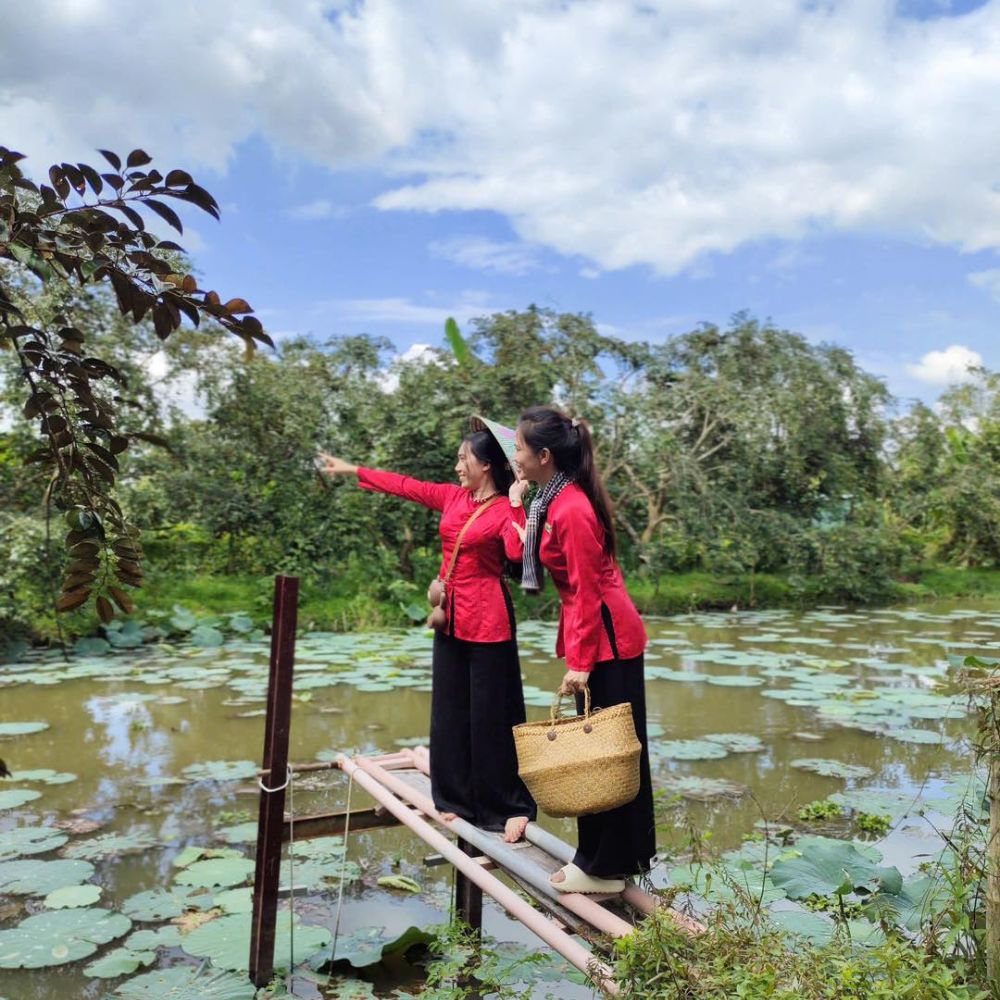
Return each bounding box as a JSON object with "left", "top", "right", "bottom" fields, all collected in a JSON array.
[{"left": 0, "top": 600, "right": 997, "bottom": 998}]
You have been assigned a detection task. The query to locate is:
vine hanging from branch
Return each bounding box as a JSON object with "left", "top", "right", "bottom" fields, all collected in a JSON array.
[{"left": 0, "top": 144, "right": 270, "bottom": 622}]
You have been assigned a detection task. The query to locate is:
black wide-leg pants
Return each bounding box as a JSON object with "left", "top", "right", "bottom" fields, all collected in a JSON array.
[
  {"left": 429, "top": 631, "right": 537, "bottom": 831},
  {"left": 573, "top": 653, "right": 655, "bottom": 877}
]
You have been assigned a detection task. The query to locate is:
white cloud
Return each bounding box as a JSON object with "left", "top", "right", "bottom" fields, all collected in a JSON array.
[
  {"left": 968, "top": 268, "right": 1000, "bottom": 302},
  {"left": 376, "top": 342, "right": 443, "bottom": 392},
  {"left": 286, "top": 199, "right": 342, "bottom": 222},
  {"left": 320, "top": 293, "right": 494, "bottom": 326},
  {"left": 906, "top": 344, "right": 984, "bottom": 385},
  {"left": 4, "top": 2, "right": 1000, "bottom": 273},
  {"left": 429, "top": 236, "right": 541, "bottom": 276}
]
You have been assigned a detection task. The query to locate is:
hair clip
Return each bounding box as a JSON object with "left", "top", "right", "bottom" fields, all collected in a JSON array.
[{"left": 571, "top": 418, "right": 580, "bottom": 428}]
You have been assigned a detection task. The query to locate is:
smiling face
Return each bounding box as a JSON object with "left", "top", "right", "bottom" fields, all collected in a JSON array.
[
  {"left": 513, "top": 426, "right": 550, "bottom": 484},
  {"left": 455, "top": 441, "right": 489, "bottom": 493}
]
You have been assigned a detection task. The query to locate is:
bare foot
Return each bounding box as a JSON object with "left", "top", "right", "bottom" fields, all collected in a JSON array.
[
  {"left": 503, "top": 816, "right": 529, "bottom": 843},
  {"left": 440, "top": 811, "right": 458, "bottom": 822}
]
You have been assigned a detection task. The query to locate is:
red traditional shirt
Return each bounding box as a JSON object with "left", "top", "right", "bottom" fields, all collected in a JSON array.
[
  {"left": 511, "top": 482, "right": 647, "bottom": 672},
  {"left": 357, "top": 467, "right": 526, "bottom": 643}
]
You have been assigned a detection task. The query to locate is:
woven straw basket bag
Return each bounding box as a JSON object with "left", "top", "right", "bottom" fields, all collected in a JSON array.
[{"left": 512, "top": 688, "right": 642, "bottom": 818}]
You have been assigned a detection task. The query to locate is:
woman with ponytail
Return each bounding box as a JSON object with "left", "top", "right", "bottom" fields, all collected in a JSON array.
[
  {"left": 317, "top": 419, "right": 535, "bottom": 843},
  {"left": 511, "top": 405, "right": 654, "bottom": 893}
]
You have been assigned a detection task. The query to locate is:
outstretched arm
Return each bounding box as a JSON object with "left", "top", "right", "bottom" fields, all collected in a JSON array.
[{"left": 317, "top": 451, "right": 458, "bottom": 511}]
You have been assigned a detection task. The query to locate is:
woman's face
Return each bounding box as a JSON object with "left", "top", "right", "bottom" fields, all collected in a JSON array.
[
  {"left": 513, "top": 427, "right": 545, "bottom": 484},
  {"left": 455, "top": 441, "right": 489, "bottom": 492}
]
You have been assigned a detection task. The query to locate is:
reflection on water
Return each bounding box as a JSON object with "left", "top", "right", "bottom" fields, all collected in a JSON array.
[{"left": 0, "top": 599, "right": 998, "bottom": 998}]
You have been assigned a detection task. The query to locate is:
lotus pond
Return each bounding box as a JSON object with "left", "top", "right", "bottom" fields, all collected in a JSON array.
[{"left": 0, "top": 600, "right": 998, "bottom": 999}]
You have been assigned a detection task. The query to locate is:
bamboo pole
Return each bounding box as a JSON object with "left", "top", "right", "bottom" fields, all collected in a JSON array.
[
  {"left": 407, "top": 744, "right": 704, "bottom": 934},
  {"left": 337, "top": 754, "right": 619, "bottom": 995}
]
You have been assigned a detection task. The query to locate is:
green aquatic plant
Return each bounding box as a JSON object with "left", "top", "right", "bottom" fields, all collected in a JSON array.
[
  {"left": 0, "top": 907, "right": 131, "bottom": 968},
  {"left": 798, "top": 799, "right": 844, "bottom": 823},
  {"left": 855, "top": 812, "right": 893, "bottom": 837}
]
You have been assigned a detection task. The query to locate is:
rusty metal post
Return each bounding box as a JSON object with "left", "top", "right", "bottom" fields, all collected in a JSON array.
[{"left": 249, "top": 575, "right": 299, "bottom": 987}]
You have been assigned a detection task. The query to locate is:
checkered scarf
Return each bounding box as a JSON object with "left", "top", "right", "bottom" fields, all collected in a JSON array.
[{"left": 520, "top": 471, "right": 571, "bottom": 595}]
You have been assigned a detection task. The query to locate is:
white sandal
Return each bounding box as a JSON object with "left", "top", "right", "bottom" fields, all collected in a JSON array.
[{"left": 549, "top": 863, "right": 625, "bottom": 894}]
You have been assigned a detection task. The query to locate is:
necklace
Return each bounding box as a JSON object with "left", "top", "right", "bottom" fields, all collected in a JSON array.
[{"left": 471, "top": 490, "right": 499, "bottom": 504}]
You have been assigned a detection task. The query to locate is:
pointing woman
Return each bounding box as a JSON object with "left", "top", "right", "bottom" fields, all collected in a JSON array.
[
  {"left": 511, "top": 405, "right": 654, "bottom": 893},
  {"left": 317, "top": 418, "right": 535, "bottom": 842}
]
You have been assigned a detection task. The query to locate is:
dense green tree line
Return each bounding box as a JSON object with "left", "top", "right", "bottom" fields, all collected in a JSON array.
[{"left": 2, "top": 279, "right": 999, "bottom": 641}]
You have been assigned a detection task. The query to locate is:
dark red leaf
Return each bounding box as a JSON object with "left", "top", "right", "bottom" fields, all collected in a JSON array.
[
  {"left": 143, "top": 198, "right": 183, "bottom": 234},
  {"left": 126, "top": 149, "right": 152, "bottom": 168},
  {"left": 98, "top": 149, "right": 122, "bottom": 170}
]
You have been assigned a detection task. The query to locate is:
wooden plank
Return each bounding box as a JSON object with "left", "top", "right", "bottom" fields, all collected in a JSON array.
[
  {"left": 282, "top": 806, "right": 400, "bottom": 842},
  {"left": 248, "top": 575, "right": 299, "bottom": 988}
]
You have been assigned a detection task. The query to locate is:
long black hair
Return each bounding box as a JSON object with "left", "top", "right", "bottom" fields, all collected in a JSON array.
[
  {"left": 464, "top": 429, "right": 520, "bottom": 580},
  {"left": 463, "top": 429, "right": 514, "bottom": 497},
  {"left": 517, "top": 405, "right": 617, "bottom": 559}
]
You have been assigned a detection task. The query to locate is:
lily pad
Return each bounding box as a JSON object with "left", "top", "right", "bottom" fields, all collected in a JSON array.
[
  {"left": 108, "top": 966, "right": 255, "bottom": 1000},
  {"left": 0, "top": 907, "right": 131, "bottom": 968},
  {"left": 189, "top": 626, "right": 225, "bottom": 648},
  {"left": 704, "top": 675, "right": 765, "bottom": 687},
  {"left": 182, "top": 760, "right": 257, "bottom": 782},
  {"left": 332, "top": 924, "right": 435, "bottom": 968},
  {"left": 864, "top": 874, "right": 952, "bottom": 932},
  {"left": 0, "top": 825, "right": 68, "bottom": 860},
  {"left": 655, "top": 739, "right": 729, "bottom": 761},
  {"left": 13, "top": 769, "right": 77, "bottom": 785},
  {"left": 121, "top": 888, "right": 191, "bottom": 922},
  {"left": 174, "top": 856, "right": 255, "bottom": 889},
  {"left": 885, "top": 728, "right": 943, "bottom": 745},
  {"left": 125, "top": 925, "right": 183, "bottom": 951},
  {"left": 0, "top": 858, "right": 95, "bottom": 895},
  {"left": 181, "top": 910, "right": 331, "bottom": 971},
  {"left": 43, "top": 883, "right": 102, "bottom": 909},
  {"left": 704, "top": 733, "right": 765, "bottom": 753},
  {"left": 83, "top": 946, "right": 155, "bottom": 978},
  {"left": 0, "top": 788, "right": 42, "bottom": 810},
  {"left": 63, "top": 831, "right": 157, "bottom": 860},
  {"left": 216, "top": 822, "right": 258, "bottom": 844},
  {"left": 770, "top": 840, "right": 888, "bottom": 899},
  {"left": 661, "top": 775, "right": 748, "bottom": 801},
  {"left": 0, "top": 722, "right": 48, "bottom": 737},
  {"left": 791, "top": 758, "right": 874, "bottom": 780},
  {"left": 767, "top": 908, "right": 836, "bottom": 943}
]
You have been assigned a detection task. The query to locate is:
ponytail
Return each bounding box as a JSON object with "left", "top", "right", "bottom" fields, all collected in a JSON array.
[{"left": 517, "top": 406, "right": 617, "bottom": 559}]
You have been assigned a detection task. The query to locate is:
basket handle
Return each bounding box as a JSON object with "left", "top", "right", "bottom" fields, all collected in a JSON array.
[{"left": 549, "top": 685, "right": 591, "bottom": 725}]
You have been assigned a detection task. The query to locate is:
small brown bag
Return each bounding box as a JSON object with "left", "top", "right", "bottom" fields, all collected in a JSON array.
[{"left": 427, "top": 496, "right": 499, "bottom": 631}]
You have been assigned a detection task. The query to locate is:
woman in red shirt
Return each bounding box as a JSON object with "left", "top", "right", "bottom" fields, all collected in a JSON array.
[
  {"left": 317, "top": 424, "right": 535, "bottom": 842},
  {"left": 510, "top": 405, "right": 654, "bottom": 893}
]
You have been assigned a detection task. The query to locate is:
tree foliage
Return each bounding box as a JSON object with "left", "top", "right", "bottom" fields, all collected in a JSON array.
[{"left": 0, "top": 144, "right": 267, "bottom": 621}]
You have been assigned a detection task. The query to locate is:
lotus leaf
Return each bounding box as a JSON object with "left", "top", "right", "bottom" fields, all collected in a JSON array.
[
  {"left": 181, "top": 910, "right": 331, "bottom": 971},
  {"left": 0, "top": 825, "right": 68, "bottom": 860},
  {"left": 181, "top": 760, "right": 257, "bottom": 782},
  {"left": 44, "top": 883, "right": 102, "bottom": 908},
  {"left": 661, "top": 776, "right": 747, "bottom": 801},
  {"left": 703, "top": 733, "right": 765, "bottom": 753},
  {"left": 655, "top": 739, "right": 729, "bottom": 761},
  {"left": 83, "top": 946, "right": 155, "bottom": 978},
  {"left": 704, "top": 675, "right": 765, "bottom": 687},
  {"left": 791, "top": 758, "right": 874, "bottom": 780},
  {"left": 377, "top": 874, "right": 421, "bottom": 893},
  {"left": 216, "top": 822, "right": 258, "bottom": 844},
  {"left": 63, "top": 831, "right": 157, "bottom": 860},
  {"left": 189, "top": 626, "right": 225, "bottom": 647},
  {"left": 174, "top": 856, "right": 255, "bottom": 889},
  {"left": 0, "top": 907, "right": 130, "bottom": 968},
  {"left": 213, "top": 887, "right": 252, "bottom": 913},
  {"left": 864, "top": 874, "right": 952, "bottom": 932},
  {"left": 0, "top": 858, "right": 94, "bottom": 895},
  {"left": 332, "top": 924, "right": 434, "bottom": 968},
  {"left": 121, "top": 888, "right": 193, "bottom": 922},
  {"left": 109, "top": 966, "right": 255, "bottom": 1000},
  {"left": 886, "top": 728, "right": 942, "bottom": 745},
  {"left": 0, "top": 721, "right": 48, "bottom": 737},
  {"left": 770, "top": 840, "right": 883, "bottom": 899},
  {"left": 14, "top": 769, "right": 76, "bottom": 785},
  {"left": 125, "top": 925, "right": 183, "bottom": 951},
  {"left": 766, "top": 908, "right": 835, "bottom": 943},
  {"left": 669, "top": 862, "right": 786, "bottom": 905}
]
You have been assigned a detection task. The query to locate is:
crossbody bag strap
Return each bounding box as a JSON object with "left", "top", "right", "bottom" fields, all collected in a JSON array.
[{"left": 441, "top": 495, "right": 501, "bottom": 585}]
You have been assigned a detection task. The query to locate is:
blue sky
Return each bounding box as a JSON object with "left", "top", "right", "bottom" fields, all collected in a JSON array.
[{"left": 3, "top": 0, "right": 999, "bottom": 404}]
